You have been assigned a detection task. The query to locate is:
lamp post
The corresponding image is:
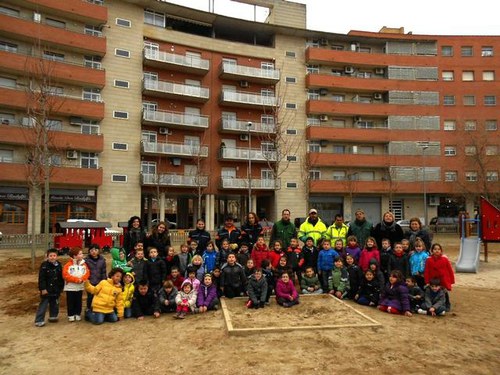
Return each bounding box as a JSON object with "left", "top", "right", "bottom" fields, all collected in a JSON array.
[
  {"left": 247, "top": 122, "right": 252, "bottom": 213},
  {"left": 421, "top": 143, "right": 429, "bottom": 226}
]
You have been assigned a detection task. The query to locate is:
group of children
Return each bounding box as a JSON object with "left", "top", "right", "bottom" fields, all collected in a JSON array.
[{"left": 34, "top": 233, "right": 455, "bottom": 326}]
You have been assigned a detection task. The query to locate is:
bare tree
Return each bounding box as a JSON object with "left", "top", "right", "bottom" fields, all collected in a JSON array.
[{"left": 189, "top": 134, "right": 209, "bottom": 220}]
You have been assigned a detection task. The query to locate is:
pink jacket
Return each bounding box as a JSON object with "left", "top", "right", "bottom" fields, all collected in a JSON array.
[{"left": 275, "top": 279, "right": 298, "bottom": 300}]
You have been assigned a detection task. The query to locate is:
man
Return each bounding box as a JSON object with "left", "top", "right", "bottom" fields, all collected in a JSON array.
[
  {"left": 298, "top": 209, "right": 327, "bottom": 246},
  {"left": 325, "top": 214, "right": 349, "bottom": 246},
  {"left": 347, "top": 209, "right": 373, "bottom": 248},
  {"left": 269, "top": 209, "right": 297, "bottom": 249},
  {"left": 216, "top": 215, "right": 241, "bottom": 251}
]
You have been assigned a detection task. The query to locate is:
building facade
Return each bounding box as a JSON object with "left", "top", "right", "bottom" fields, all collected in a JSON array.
[{"left": 0, "top": 0, "right": 498, "bottom": 234}]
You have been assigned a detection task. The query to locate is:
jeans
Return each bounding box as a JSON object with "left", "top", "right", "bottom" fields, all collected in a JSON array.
[
  {"left": 124, "top": 307, "right": 132, "bottom": 319},
  {"left": 35, "top": 295, "right": 59, "bottom": 323},
  {"left": 88, "top": 310, "right": 118, "bottom": 325}
]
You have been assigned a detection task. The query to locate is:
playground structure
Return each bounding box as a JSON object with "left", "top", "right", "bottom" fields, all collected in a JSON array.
[
  {"left": 54, "top": 221, "right": 114, "bottom": 254},
  {"left": 455, "top": 197, "right": 500, "bottom": 273}
]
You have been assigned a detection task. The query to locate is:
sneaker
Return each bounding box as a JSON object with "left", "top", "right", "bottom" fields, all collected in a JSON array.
[
  {"left": 439, "top": 311, "right": 446, "bottom": 316},
  {"left": 387, "top": 307, "right": 392, "bottom": 313},
  {"left": 35, "top": 322, "right": 45, "bottom": 327},
  {"left": 68, "top": 316, "right": 76, "bottom": 322},
  {"left": 74, "top": 315, "right": 82, "bottom": 321},
  {"left": 48, "top": 317, "right": 58, "bottom": 323},
  {"left": 417, "top": 308, "right": 427, "bottom": 315},
  {"left": 193, "top": 307, "right": 199, "bottom": 314},
  {"left": 179, "top": 312, "right": 186, "bottom": 319},
  {"left": 282, "top": 302, "right": 290, "bottom": 308},
  {"left": 212, "top": 304, "right": 219, "bottom": 311},
  {"left": 173, "top": 313, "right": 180, "bottom": 319},
  {"left": 245, "top": 300, "right": 253, "bottom": 309}
]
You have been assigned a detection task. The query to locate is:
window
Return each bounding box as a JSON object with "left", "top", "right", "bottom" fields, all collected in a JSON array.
[
  {"left": 112, "top": 174, "right": 127, "bottom": 183},
  {"left": 142, "top": 101, "right": 157, "bottom": 112},
  {"left": 286, "top": 155, "right": 297, "bottom": 162},
  {"left": 307, "top": 90, "right": 320, "bottom": 100},
  {"left": 465, "top": 171, "right": 477, "bottom": 182},
  {"left": 114, "top": 80, "right": 129, "bottom": 88},
  {"left": 485, "top": 146, "right": 498, "bottom": 155},
  {"left": 307, "top": 116, "right": 320, "bottom": 126},
  {"left": 115, "top": 49, "right": 130, "bottom": 58},
  {"left": 464, "top": 120, "right": 477, "bottom": 131},
  {"left": 331, "top": 45, "right": 344, "bottom": 51},
  {"left": 84, "top": 55, "right": 102, "bottom": 69},
  {"left": 285, "top": 103, "right": 297, "bottom": 109},
  {"left": 45, "top": 119, "right": 62, "bottom": 131},
  {"left": 443, "top": 95, "right": 455, "bottom": 105},
  {"left": 443, "top": 120, "right": 456, "bottom": 131},
  {"left": 81, "top": 152, "right": 98, "bottom": 169},
  {"left": 43, "top": 51, "right": 64, "bottom": 62},
  {"left": 333, "top": 171, "right": 346, "bottom": 181},
  {"left": 442, "top": 71, "right": 454, "bottom": 81},
  {"left": 285, "top": 77, "right": 296, "bottom": 84},
  {"left": 444, "top": 146, "right": 456, "bottom": 156},
  {"left": 285, "top": 51, "right": 296, "bottom": 58},
  {"left": 306, "top": 65, "right": 319, "bottom": 74},
  {"left": 309, "top": 170, "right": 321, "bottom": 180},
  {"left": 144, "top": 9, "right": 165, "bottom": 27},
  {"left": 112, "top": 142, "right": 128, "bottom": 151},
  {"left": 113, "top": 111, "right": 129, "bottom": 119},
  {"left": 141, "top": 131, "right": 157, "bottom": 143},
  {"left": 0, "top": 149, "right": 13, "bottom": 162},
  {"left": 84, "top": 25, "right": 102, "bottom": 37},
  {"left": 0, "top": 41, "right": 17, "bottom": 52},
  {"left": 286, "top": 129, "right": 297, "bottom": 135},
  {"left": 261, "top": 115, "right": 275, "bottom": 131},
  {"left": 487, "top": 171, "right": 499, "bottom": 182},
  {"left": 465, "top": 146, "right": 477, "bottom": 155},
  {"left": 332, "top": 145, "right": 345, "bottom": 154},
  {"left": 83, "top": 88, "right": 101, "bottom": 102},
  {"left": 461, "top": 46, "right": 473, "bottom": 57},
  {"left": 0, "top": 6, "right": 20, "bottom": 17},
  {"left": 309, "top": 141, "right": 320, "bottom": 153},
  {"left": 81, "top": 120, "right": 100, "bottom": 135},
  {"left": 46, "top": 18, "right": 66, "bottom": 29},
  {"left": 116, "top": 18, "right": 131, "bottom": 27},
  {"left": 483, "top": 71, "right": 495, "bottom": 81},
  {"left": 462, "top": 71, "right": 474, "bottom": 81},
  {"left": 485, "top": 120, "right": 497, "bottom": 131},
  {"left": 0, "top": 77, "right": 16, "bottom": 88},
  {"left": 441, "top": 46, "right": 453, "bottom": 56},
  {"left": 1, "top": 203, "right": 26, "bottom": 224},
  {"left": 463, "top": 95, "right": 475, "bottom": 106},
  {"left": 286, "top": 182, "right": 298, "bottom": 189},
  {"left": 0, "top": 112, "right": 15, "bottom": 125},
  {"left": 141, "top": 161, "right": 156, "bottom": 174},
  {"left": 50, "top": 155, "right": 61, "bottom": 166},
  {"left": 444, "top": 171, "right": 457, "bottom": 182},
  {"left": 484, "top": 96, "right": 496, "bottom": 106},
  {"left": 481, "top": 46, "right": 494, "bottom": 57}
]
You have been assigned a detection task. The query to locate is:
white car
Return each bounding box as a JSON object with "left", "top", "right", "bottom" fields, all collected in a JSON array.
[{"left": 396, "top": 220, "right": 411, "bottom": 230}]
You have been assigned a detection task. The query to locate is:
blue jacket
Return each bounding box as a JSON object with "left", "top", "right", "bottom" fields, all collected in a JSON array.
[
  {"left": 202, "top": 250, "right": 219, "bottom": 274},
  {"left": 317, "top": 248, "right": 339, "bottom": 272},
  {"left": 409, "top": 251, "right": 429, "bottom": 275}
]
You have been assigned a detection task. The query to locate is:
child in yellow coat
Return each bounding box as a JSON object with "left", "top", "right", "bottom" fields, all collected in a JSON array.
[
  {"left": 85, "top": 268, "right": 124, "bottom": 324},
  {"left": 122, "top": 272, "right": 135, "bottom": 318}
]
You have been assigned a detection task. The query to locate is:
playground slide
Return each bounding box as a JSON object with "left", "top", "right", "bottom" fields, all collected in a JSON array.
[{"left": 455, "top": 237, "right": 481, "bottom": 273}]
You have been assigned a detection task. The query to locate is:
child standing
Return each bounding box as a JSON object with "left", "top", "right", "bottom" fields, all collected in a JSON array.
[
  {"left": 111, "top": 248, "right": 132, "bottom": 273},
  {"left": 185, "top": 265, "right": 201, "bottom": 292},
  {"left": 378, "top": 270, "right": 412, "bottom": 316},
  {"left": 164, "top": 246, "right": 176, "bottom": 276},
  {"left": 345, "top": 254, "right": 363, "bottom": 300},
  {"left": 246, "top": 268, "right": 268, "bottom": 309},
  {"left": 62, "top": 247, "right": 89, "bottom": 322},
  {"left": 424, "top": 243, "right": 455, "bottom": 311},
  {"left": 275, "top": 272, "right": 299, "bottom": 307},
  {"left": 317, "top": 239, "right": 339, "bottom": 292},
  {"left": 34, "top": 249, "right": 64, "bottom": 327},
  {"left": 220, "top": 253, "right": 247, "bottom": 298},
  {"left": 300, "top": 266, "right": 323, "bottom": 294},
  {"left": 128, "top": 245, "right": 147, "bottom": 285},
  {"left": 85, "top": 244, "right": 107, "bottom": 317},
  {"left": 301, "top": 237, "right": 319, "bottom": 274},
  {"left": 261, "top": 259, "right": 275, "bottom": 303},
  {"left": 251, "top": 235, "right": 270, "bottom": 269},
  {"left": 218, "top": 239, "right": 232, "bottom": 268},
  {"left": 174, "top": 279, "right": 197, "bottom": 319},
  {"left": 358, "top": 236, "right": 380, "bottom": 273},
  {"left": 328, "top": 257, "right": 349, "bottom": 299},
  {"left": 122, "top": 272, "right": 135, "bottom": 318},
  {"left": 418, "top": 278, "right": 447, "bottom": 316},
  {"left": 202, "top": 241, "right": 219, "bottom": 274},
  {"left": 244, "top": 259, "right": 256, "bottom": 279},
  {"left": 387, "top": 242, "right": 410, "bottom": 279},
  {"left": 145, "top": 247, "right": 166, "bottom": 294},
  {"left": 197, "top": 274, "right": 219, "bottom": 313},
  {"left": 379, "top": 238, "right": 393, "bottom": 281},
  {"left": 369, "top": 258, "right": 385, "bottom": 289},
  {"left": 189, "top": 255, "right": 205, "bottom": 282},
  {"left": 173, "top": 243, "right": 192, "bottom": 276},
  {"left": 268, "top": 240, "right": 285, "bottom": 270},
  {"left": 285, "top": 237, "right": 304, "bottom": 284},
  {"left": 409, "top": 239, "right": 429, "bottom": 289},
  {"left": 236, "top": 242, "right": 251, "bottom": 268},
  {"left": 355, "top": 270, "right": 380, "bottom": 307},
  {"left": 345, "top": 235, "right": 361, "bottom": 263}
]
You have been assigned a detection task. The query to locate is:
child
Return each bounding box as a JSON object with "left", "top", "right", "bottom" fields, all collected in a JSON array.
[
  {"left": 84, "top": 267, "right": 124, "bottom": 324},
  {"left": 345, "top": 235, "right": 361, "bottom": 263},
  {"left": 189, "top": 240, "right": 199, "bottom": 257},
  {"left": 274, "top": 255, "right": 292, "bottom": 281},
  {"left": 355, "top": 270, "right": 380, "bottom": 307},
  {"left": 220, "top": 253, "right": 247, "bottom": 298},
  {"left": 174, "top": 279, "right": 197, "bottom": 319},
  {"left": 128, "top": 245, "right": 147, "bottom": 285},
  {"left": 236, "top": 242, "right": 251, "bottom": 268},
  {"left": 345, "top": 254, "right": 363, "bottom": 300},
  {"left": 261, "top": 259, "right": 275, "bottom": 303},
  {"left": 406, "top": 276, "right": 424, "bottom": 313},
  {"left": 246, "top": 268, "right": 268, "bottom": 308},
  {"left": 62, "top": 247, "right": 89, "bottom": 322},
  {"left": 301, "top": 237, "right": 319, "bottom": 274},
  {"left": 111, "top": 247, "right": 132, "bottom": 273},
  {"left": 268, "top": 240, "right": 285, "bottom": 269},
  {"left": 122, "top": 272, "right": 135, "bottom": 319},
  {"left": 333, "top": 239, "right": 345, "bottom": 259},
  {"left": 300, "top": 266, "right": 323, "bottom": 294},
  {"left": 379, "top": 238, "right": 392, "bottom": 281},
  {"left": 244, "top": 258, "right": 256, "bottom": 279},
  {"left": 197, "top": 273, "right": 219, "bottom": 313},
  {"left": 387, "top": 242, "right": 410, "bottom": 279},
  {"left": 185, "top": 265, "right": 201, "bottom": 292},
  {"left": 218, "top": 239, "right": 232, "bottom": 268},
  {"left": 166, "top": 266, "right": 185, "bottom": 291},
  {"left": 358, "top": 236, "right": 380, "bottom": 273},
  {"left": 145, "top": 247, "right": 166, "bottom": 294},
  {"left": 285, "top": 237, "right": 304, "bottom": 284},
  {"left": 157, "top": 280, "right": 178, "bottom": 314},
  {"left": 317, "top": 239, "right": 339, "bottom": 292},
  {"left": 190, "top": 255, "right": 205, "bottom": 282},
  {"left": 164, "top": 246, "right": 176, "bottom": 276},
  {"left": 418, "top": 278, "right": 447, "bottom": 316},
  {"left": 132, "top": 281, "right": 159, "bottom": 319},
  {"left": 34, "top": 248, "right": 64, "bottom": 327},
  {"left": 202, "top": 241, "right": 219, "bottom": 274},
  {"left": 173, "top": 243, "right": 192, "bottom": 276},
  {"left": 211, "top": 266, "right": 223, "bottom": 298},
  {"left": 85, "top": 244, "right": 107, "bottom": 316},
  {"left": 409, "top": 238, "right": 429, "bottom": 289},
  {"left": 328, "top": 257, "right": 349, "bottom": 299},
  {"left": 369, "top": 258, "right": 386, "bottom": 289},
  {"left": 401, "top": 239, "right": 411, "bottom": 255},
  {"left": 424, "top": 243, "right": 455, "bottom": 311},
  {"left": 275, "top": 272, "right": 299, "bottom": 307},
  {"left": 251, "top": 235, "right": 270, "bottom": 269},
  {"left": 378, "top": 270, "right": 412, "bottom": 316}
]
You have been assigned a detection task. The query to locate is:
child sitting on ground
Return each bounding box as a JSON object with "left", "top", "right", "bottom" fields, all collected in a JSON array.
[
  {"left": 131, "top": 281, "right": 159, "bottom": 320},
  {"left": 157, "top": 280, "right": 178, "bottom": 314},
  {"left": 275, "top": 272, "right": 299, "bottom": 308},
  {"left": 122, "top": 272, "right": 135, "bottom": 318},
  {"left": 328, "top": 256, "right": 350, "bottom": 299},
  {"left": 300, "top": 266, "right": 323, "bottom": 294},
  {"left": 418, "top": 278, "right": 447, "bottom": 317},
  {"left": 378, "top": 270, "right": 412, "bottom": 317},
  {"left": 406, "top": 276, "right": 424, "bottom": 313},
  {"left": 246, "top": 268, "right": 268, "bottom": 309},
  {"left": 62, "top": 247, "right": 89, "bottom": 322},
  {"left": 84, "top": 267, "right": 124, "bottom": 324},
  {"left": 355, "top": 269, "right": 380, "bottom": 307},
  {"left": 174, "top": 279, "right": 197, "bottom": 319},
  {"left": 273, "top": 255, "right": 292, "bottom": 281},
  {"left": 197, "top": 273, "right": 219, "bottom": 313}
]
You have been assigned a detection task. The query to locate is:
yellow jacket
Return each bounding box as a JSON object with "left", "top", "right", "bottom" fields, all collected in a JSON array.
[
  {"left": 325, "top": 223, "right": 349, "bottom": 246},
  {"left": 298, "top": 218, "right": 327, "bottom": 245},
  {"left": 85, "top": 279, "right": 124, "bottom": 318},
  {"left": 122, "top": 280, "right": 135, "bottom": 309}
]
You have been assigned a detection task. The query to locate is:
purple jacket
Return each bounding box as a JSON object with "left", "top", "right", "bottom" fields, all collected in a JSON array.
[
  {"left": 86, "top": 255, "right": 107, "bottom": 286},
  {"left": 197, "top": 283, "right": 218, "bottom": 307},
  {"left": 379, "top": 281, "right": 411, "bottom": 312},
  {"left": 275, "top": 279, "right": 298, "bottom": 301}
]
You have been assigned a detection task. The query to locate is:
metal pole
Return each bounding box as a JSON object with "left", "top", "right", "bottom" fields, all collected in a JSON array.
[
  {"left": 248, "top": 122, "right": 252, "bottom": 212},
  {"left": 422, "top": 144, "right": 429, "bottom": 226}
]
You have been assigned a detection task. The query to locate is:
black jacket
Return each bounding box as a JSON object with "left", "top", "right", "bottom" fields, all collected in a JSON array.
[
  {"left": 188, "top": 229, "right": 211, "bottom": 255},
  {"left": 38, "top": 260, "right": 64, "bottom": 297},
  {"left": 247, "top": 275, "right": 268, "bottom": 304},
  {"left": 220, "top": 262, "right": 246, "bottom": 288},
  {"left": 145, "top": 258, "right": 166, "bottom": 287},
  {"left": 132, "top": 289, "right": 157, "bottom": 317}
]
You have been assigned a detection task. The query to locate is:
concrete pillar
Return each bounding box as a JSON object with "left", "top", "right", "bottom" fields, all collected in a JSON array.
[
  {"left": 344, "top": 194, "right": 353, "bottom": 222},
  {"left": 159, "top": 192, "right": 165, "bottom": 222},
  {"left": 27, "top": 186, "right": 42, "bottom": 235},
  {"left": 205, "top": 194, "right": 215, "bottom": 231}
]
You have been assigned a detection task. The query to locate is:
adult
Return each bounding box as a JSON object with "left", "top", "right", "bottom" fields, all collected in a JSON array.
[
  {"left": 347, "top": 209, "right": 373, "bottom": 248},
  {"left": 371, "top": 211, "right": 404, "bottom": 250},
  {"left": 188, "top": 219, "right": 211, "bottom": 255},
  {"left": 269, "top": 209, "right": 297, "bottom": 249},
  {"left": 123, "top": 216, "right": 146, "bottom": 260},
  {"left": 325, "top": 214, "right": 349, "bottom": 247},
  {"left": 404, "top": 217, "right": 433, "bottom": 251},
  {"left": 215, "top": 215, "right": 241, "bottom": 251},
  {"left": 145, "top": 221, "right": 171, "bottom": 258},
  {"left": 240, "top": 212, "right": 263, "bottom": 250},
  {"left": 298, "top": 209, "right": 327, "bottom": 246}
]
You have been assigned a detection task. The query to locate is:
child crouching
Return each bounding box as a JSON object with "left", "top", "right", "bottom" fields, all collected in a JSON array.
[
  {"left": 174, "top": 279, "right": 197, "bottom": 319},
  {"left": 418, "top": 278, "right": 447, "bottom": 316},
  {"left": 275, "top": 272, "right": 299, "bottom": 308}
]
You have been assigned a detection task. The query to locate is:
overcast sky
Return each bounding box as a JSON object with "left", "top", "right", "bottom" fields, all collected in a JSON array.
[{"left": 167, "top": 0, "right": 500, "bottom": 35}]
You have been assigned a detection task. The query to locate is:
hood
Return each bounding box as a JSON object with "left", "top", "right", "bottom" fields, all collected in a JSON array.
[
  {"left": 369, "top": 258, "right": 380, "bottom": 267},
  {"left": 125, "top": 272, "right": 135, "bottom": 284},
  {"left": 180, "top": 279, "right": 193, "bottom": 292},
  {"left": 110, "top": 247, "right": 124, "bottom": 261}
]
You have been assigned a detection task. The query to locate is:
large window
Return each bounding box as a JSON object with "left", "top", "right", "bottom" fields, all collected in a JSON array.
[
  {"left": 81, "top": 120, "right": 100, "bottom": 135},
  {"left": 441, "top": 71, "right": 454, "bottom": 81},
  {"left": 144, "top": 9, "right": 165, "bottom": 27},
  {"left": 483, "top": 71, "right": 495, "bottom": 81},
  {"left": 83, "top": 88, "right": 101, "bottom": 102},
  {"left": 484, "top": 96, "right": 496, "bottom": 106},
  {"left": 80, "top": 152, "right": 98, "bottom": 169},
  {"left": 0, "top": 149, "right": 13, "bottom": 162},
  {"left": 309, "top": 170, "right": 321, "bottom": 180},
  {"left": 308, "top": 141, "right": 320, "bottom": 153},
  {"left": 485, "top": 120, "right": 497, "bottom": 131},
  {"left": 465, "top": 171, "right": 477, "bottom": 182},
  {"left": 462, "top": 71, "right": 474, "bottom": 81},
  {"left": 464, "top": 120, "right": 476, "bottom": 131},
  {"left": 481, "top": 46, "right": 494, "bottom": 57},
  {"left": 487, "top": 171, "right": 499, "bottom": 181},
  {"left": 84, "top": 55, "right": 102, "bottom": 69},
  {"left": 463, "top": 95, "right": 476, "bottom": 106},
  {"left": 0, "top": 203, "right": 26, "bottom": 224}
]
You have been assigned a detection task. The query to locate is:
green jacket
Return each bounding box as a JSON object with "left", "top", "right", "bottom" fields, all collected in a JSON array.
[
  {"left": 269, "top": 220, "right": 297, "bottom": 248},
  {"left": 110, "top": 247, "right": 132, "bottom": 273},
  {"left": 298, "top": 218, "right": 327, "bottom": 245},
  {"left": 328, "top": 267, "right": 349, "bottom": 293}
]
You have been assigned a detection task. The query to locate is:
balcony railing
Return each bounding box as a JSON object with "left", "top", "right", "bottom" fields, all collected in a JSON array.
[
  {"left": 220, "top": 90, "right": 277, "bottom": 108},
  {"left": 143, "top": 79, "right": 209, "bottom": 101},
  {"left": 141, "top": 173, "right": 208, "bottom": 187},
  {"left": 220, "top": 62, "right": 280, "bottom": 83},
  {"left": 220, "top": 177, "right": 280, "bottom": 190},
  {"left": 142, "top": 109, "right": 209, "bottom": 129},
  {"left": 220, "top": 147, "right": 277, "bottom": 162},
  {"left": 220, "top": 118, "right": 276, "bottom": 134},
  {"left": 144, "top": 49, "right": 209, "bottom": 71},
  {"left": 141, "top": 141, "right": 208, "bottom": 158}
]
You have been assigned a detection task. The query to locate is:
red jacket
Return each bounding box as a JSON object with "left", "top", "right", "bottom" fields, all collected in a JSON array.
[
  {"left": 424, "top": 255, "right": 455, "bottom": 291},
  {"left": 359, "top": 248, "right": 381, "bottom": 272},
  {"left": 251, "top": 243, "right": 270, "bottom": 269},
  {"left": 268, "top": 250, "right": 284, "bottom": 269}
]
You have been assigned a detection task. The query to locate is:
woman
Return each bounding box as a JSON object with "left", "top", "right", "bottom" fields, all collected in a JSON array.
[
  {"left": 240, "top": 212, "right": 263, "bottom": 250},
  {"left": 188, "top": 219, "right": 211, "bottom": 255},
  {"left": 146, "top": 221, "right": 171, "bottom": 258},
  {"left": 123, "top": 216, "right": 146, "bottom": 260},
  {"left": 371, "top": 211, "right": 404, "bottom": 250},
  {"left": 404, "top": 217, "right": 433, "bottom": 251}
]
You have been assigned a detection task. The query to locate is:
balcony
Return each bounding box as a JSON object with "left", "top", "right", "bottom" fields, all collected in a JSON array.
[
  {"left": 142, "top": 110, "right": 209, "bottom": 130},
  {"left": 0, "top": 49, "right": 105, "bottom": 88},
  {"left": 141, "top": 141, "right": 209, "bottom": 158},
  {"left": 143, "top": 49, "right": 209, "bottom": 75},
  {"left": 220, "top": 177, "right": 280, "bottom": 190},
  {"left": 0, "top": 14, "right": 106, "bottom": 55},
  {"left": 143, "top": 79, "right": 209, "bottom": 103},
  {"left": 0, "top": 162, "right": 103, "bottom": 186},
  {"left": 141, "top": 173, "right": 208, "bottom": 187},
  {"left": 308, "top": 152, "right": 442, "bottom": 168},
  {"left": 0, "top": 86, "right": 105, "bottom": 120},
  {"left": 0, "top": 124, "right": 104, "bottom": 153},
  {"left": 309, "top": 179, "right": 452, "bottom": 195},
  {"left": 220, "top": 90, "right": 276, "bottom": 109},
  {"left": 219, "top": 62, "right": 280, "bottom": 84},
  {"left": 220, "top": 147, "right": 277, "bottom": 162},
  {"left": 220, "top": 118, "right": 276, "bottom": 134}
]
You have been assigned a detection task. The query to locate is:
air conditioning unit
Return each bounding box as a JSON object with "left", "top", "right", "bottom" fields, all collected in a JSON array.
[
  {"left": 319, "top": 140, "right": 328, "bottom": 147},
  {"left": 344, "top": 66, "right": 354, "bottom": 74},
  {"left": 373, "top": 93, "right": 383, "bottom": 100},
  {"left": 319, "top": 38, "right": 328, "bottom": 46},
  {"left": 33, "top": 12, "right": 41, "bottom": 23},
  {"left": 319, "top": 115, "right": 329, "bottom": 122},
  {"left": 69, "top": 117, "right": 83, "bottom": 125},
  {"left": 319, "top": 89, "right": 328, "bottom": 96},
  {"left": 240, "top": 134, "right": 249, "bottom": 141},
  {"left": 171, "top": 158, "right": 181, "bottom": 166},
  {"left": 428, "top": 195, "right": 440, "bottom": 206},
  {"left": 240, "top": 80, "right": 249, "bottom": 88},
  {"left": 66, "top": 150, "right": 78, "bottom": 159},
  {"left": 159, "top": 127, "right": 172, "bottom": 135},
  {"left": 375, "top": 68, "right": 385, "bottom": 75}
]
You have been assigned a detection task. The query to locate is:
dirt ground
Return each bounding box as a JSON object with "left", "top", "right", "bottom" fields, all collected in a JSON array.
[{"left": 1, "top": 234, "right": 499, "bottom": 375}]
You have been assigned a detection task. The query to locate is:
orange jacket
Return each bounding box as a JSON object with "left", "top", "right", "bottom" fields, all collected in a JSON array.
[{"left": 63, "top": 259, "right": 90, "bottom": 291}]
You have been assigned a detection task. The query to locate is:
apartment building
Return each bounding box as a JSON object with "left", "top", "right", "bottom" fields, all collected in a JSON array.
[{"left": 0, "top": 0, "right": 498, "bottom": 234}]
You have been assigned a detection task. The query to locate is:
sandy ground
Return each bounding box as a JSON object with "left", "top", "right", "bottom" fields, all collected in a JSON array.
[{"left": 0, "top": 234, "right": 499, "bottom": 375}]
